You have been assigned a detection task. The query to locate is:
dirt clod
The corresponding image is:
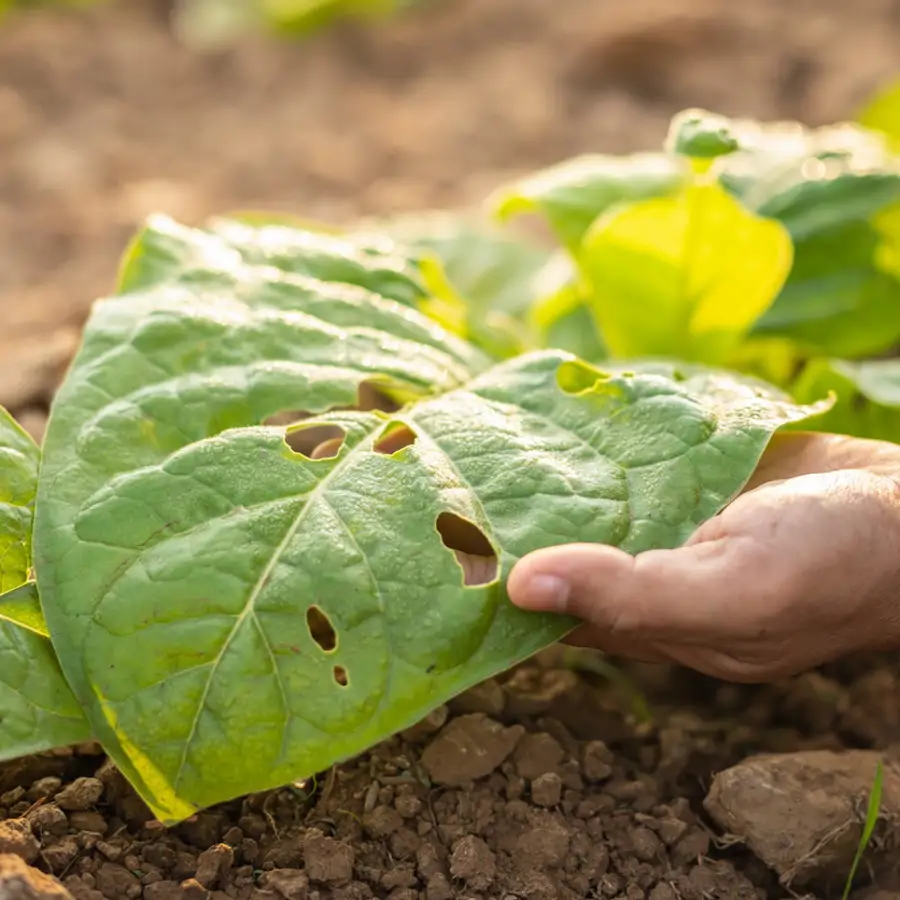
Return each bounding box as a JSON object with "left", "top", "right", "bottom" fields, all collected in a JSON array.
[
  {"left": 529, "top": 772, "right": 564, "bottom": 808},
  {"left": 0, "top": 822, "right": 39, "bottom": 865},
  {"left": 448, "top": 835, "right": 496, "bottom": 890},
  {"left": 583, "top": 741, "right": 615, "bottom": 782},
  {"left": 513, "top": 733, "right": 565, "bottom": 780},
  {"left": 264, "top": 869, "right": 310, "bottom": 900},
  {"left": 0, "top": 854, "right": 72, "bottom": 900},
  {"left": 421, "top": 714, "right": 524, "bottom": 786},
  {"left": 302, "top": 831, "right": 354, "bottom": 885},
  {"left": 447, "top": 681, "right": 506, "bottom": 718},
  {"left": 26, "top": 807, "right": 67, "bottom": 838},
  {"left": 54, "top": 779, "right": 103, "bottom": 813},
  {"left": 705, "top": 750, "right": 900, "bottom": 888},
  {"left": 400, "top": 706, "right": 449, "bottom": 743},
  {"left": 194, "top": 843, "right": 233, "bottom": 889}
]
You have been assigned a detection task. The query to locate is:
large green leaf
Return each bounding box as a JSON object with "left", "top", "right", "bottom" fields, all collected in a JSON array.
[
  {"left": 683, "top": 112, "right": 900, "bottom": 356},
  {"left": 753, "top": 220, "right": 900, "bottom": 358},
  {"left": 34, "top": 215, "right": 823, "bottom": 823},
  {"left": 0, "top": 407, "right": 39, "bottom": 594},
  {"left": 0, "top": 411, "right": 92, "bottom": 760},
  {"left": 0, "top": 585, "right": 93, "bottom": 762},
  {"left": 578, "top": 182, "right": 793, "bottom": 364},
  {"left": 792, "top": 358, "right": 900, "bottom": 442},
  {"left": 488, "top": 153, "right": 688, "bottom": 251}
]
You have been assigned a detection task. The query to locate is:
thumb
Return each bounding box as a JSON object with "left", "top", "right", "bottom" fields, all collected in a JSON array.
[{"left": 507, "top": 540, "right": 733, "bottom": 641}]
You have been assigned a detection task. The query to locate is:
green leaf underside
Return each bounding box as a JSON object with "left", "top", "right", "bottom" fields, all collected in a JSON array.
[
  {"left": 0, "top": 581, "right": 92, "bottom": 761},
  {"left": 0, "top": 407, "right": 40, "bottom": 594},
  {"left": 35, "top": 215, "right": 824, "bottom": 823}
]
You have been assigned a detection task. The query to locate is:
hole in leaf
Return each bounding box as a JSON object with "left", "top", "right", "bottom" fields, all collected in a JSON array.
[
  {"left": 556, "top": 359, "right": 610, "bottom": 395},
  {"left": 358, "top": 381, "right": 400, "bottom": 413},
  {"left": 333, "top": 665, "right": 349, "bottom": 687},
  {"left": 307, "top": 605, "right": 337, "bottom": 652},
  {"left": 286, "top": 424, "right": 346, "bottom": 460},
  {"left": 373, "top": 423, "right": 417, "bottom": 455},
  {"left": 436, "top": 512, "right": 499, "bottom": 587}
]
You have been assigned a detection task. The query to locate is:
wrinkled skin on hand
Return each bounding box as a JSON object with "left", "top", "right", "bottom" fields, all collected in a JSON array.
[{"left": 508, "top": 432, "right": 900, "bottom": 682}]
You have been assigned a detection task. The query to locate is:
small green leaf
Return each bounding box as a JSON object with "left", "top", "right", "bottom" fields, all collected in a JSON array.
[
  {"left": 858, "top": 81, "right": 900, "bottom": 151},
  {"left": 0, "top": 582, "right": 92, "bottom": 762},
  {"left": 488, "top": 153, "right": 688, "bottom": 250},
  {"left": 35, "top": 215, "right": 822, "bottom": 823},
  {"left": 792, "top": 358, "right": 900, "bottom": 442},
  {"left": 371, "top": 211, "right": 552, "bottom": 358},
  {"left": 0, "top": 406, "right": 40, "bottom": 594},
  {"left": 666, "top": 109, "right": 740, "bottom": 160},
  {"left": 579, "top": 182, "right": 793, "bottom": 364},
  {"left": 375, "top": 211, "right": 552, "bottom": 318}
]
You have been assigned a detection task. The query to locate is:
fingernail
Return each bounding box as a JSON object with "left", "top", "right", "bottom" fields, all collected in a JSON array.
[{"left": 514, "top": 574, "right": 570, "bottom": 612}]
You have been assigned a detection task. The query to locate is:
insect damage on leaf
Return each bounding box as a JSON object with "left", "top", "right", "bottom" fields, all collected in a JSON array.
[
  {"left": 306, "top": 605, "right": 337, "bottom": 652},
  {"left": 436, "top": 512, "right": 499, "bottom": 588},
  {"left": 284, "top": 423, "right": 347, "bottom": 460},
  {"left": 23, "top": 212, "right": 828, "bottom": 825}
]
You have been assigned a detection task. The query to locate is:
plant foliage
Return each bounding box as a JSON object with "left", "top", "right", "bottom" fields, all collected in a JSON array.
[{"left": 3, "top": 100, "right": 900, "bottom": 823}]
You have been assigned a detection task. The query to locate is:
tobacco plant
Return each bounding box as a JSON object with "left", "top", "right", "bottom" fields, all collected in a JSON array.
[{"left": 3, "top": 103, "right": 899, "bottom": 823}]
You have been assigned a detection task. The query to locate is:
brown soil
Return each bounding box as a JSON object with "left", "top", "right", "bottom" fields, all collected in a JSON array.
[
  {"left": 1, "top": 1, "right": 900, "bottom": 898},
  {"left": 2, "top": 653, "right": 900, "bottom": 900}
]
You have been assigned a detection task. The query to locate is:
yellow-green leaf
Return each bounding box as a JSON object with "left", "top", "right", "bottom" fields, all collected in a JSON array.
[{"left": 579, "top": 183, "right": 793, "bottom": 364}]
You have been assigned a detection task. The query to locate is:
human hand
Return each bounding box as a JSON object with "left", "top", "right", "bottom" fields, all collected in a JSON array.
[{"left": 507, "top": 432, "right": 900, "bottom": 682}]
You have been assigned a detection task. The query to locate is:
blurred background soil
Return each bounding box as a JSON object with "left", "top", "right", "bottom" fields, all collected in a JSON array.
[{"left": 1, "top": 0, "right": 899, "bottom": 416}]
